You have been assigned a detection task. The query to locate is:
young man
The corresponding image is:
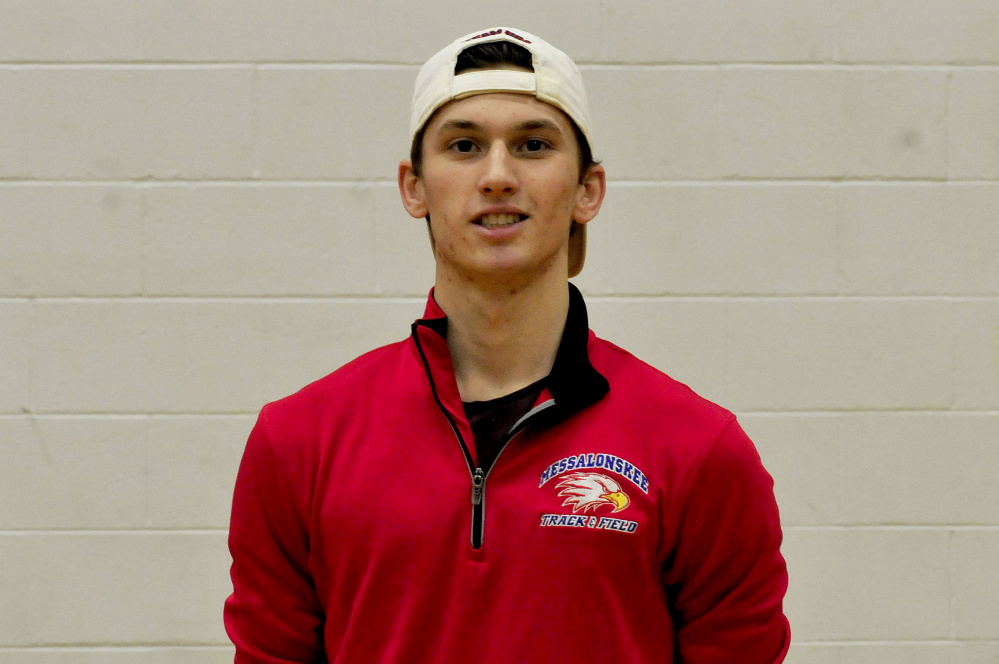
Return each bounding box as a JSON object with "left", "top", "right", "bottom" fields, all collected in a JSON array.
[{"left": 225, "top": 27, "right": 790, "bottom": 663}]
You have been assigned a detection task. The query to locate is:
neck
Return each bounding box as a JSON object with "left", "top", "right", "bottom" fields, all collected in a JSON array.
[{"left": 433, "top": 270, "right": 570, "bottom": 403}]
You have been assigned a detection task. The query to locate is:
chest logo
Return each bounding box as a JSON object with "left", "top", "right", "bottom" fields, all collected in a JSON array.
[{"left": 538, "top": 453, "right": 647, "bottom": 534}]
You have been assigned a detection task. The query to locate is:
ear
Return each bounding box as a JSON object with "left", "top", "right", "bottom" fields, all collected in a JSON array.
[
  {"left": 398, "top": 159, "right": 429, "bottom": 219},
  {"left": 572, "top": 163, "right": 606, "bottom": 225}
]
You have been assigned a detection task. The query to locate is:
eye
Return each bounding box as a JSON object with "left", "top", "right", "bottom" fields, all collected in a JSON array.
[
  {"left": 449, "top": 139, "right": 477, "bottom": 153},
  {"left": 523, "top": 138, "right": 547, "bottom": 152}
]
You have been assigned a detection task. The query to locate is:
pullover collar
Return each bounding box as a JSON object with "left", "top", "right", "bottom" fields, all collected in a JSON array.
[{"left": 411, "top": 282, "right": 610, "bottom": 433}]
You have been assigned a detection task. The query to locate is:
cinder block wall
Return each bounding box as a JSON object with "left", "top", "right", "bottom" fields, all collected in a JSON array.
[{"left": 2, "top": 3, "right": 997, "bottom": 662}]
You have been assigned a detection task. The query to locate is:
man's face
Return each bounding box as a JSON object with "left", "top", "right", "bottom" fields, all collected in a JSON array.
[{"left": 399, "top": 92, "right": 604, "bottom": 283}]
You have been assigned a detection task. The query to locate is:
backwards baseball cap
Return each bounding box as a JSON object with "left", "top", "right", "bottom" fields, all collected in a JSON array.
[{"left": 409, "top": 27, "right": 595, "bottom": 278}]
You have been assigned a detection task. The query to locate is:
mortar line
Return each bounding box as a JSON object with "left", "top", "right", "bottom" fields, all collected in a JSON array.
[
  {"left": 3, "top": 409, "right": 998, "bottom": 419},
  {"left": 949, "top": 529, "right": 957, "bottom": 638},
  {"left": 790, "top": 639, "right": 999, "bottom": 646},
  {"left": 6, "top": 295, "right": 998, "bottom": 303},
  {"left": 0, "top": 644, "right": 232, "bottom": 651},
  {"left": 785, "top": 525, "right": 999, "bottom": 532},
  {"left": 3, "top": 178, "right": 998, "bottom": 186},
  {"left": 3, "top": 62, "right": 999, "bottom": 71},
  {"left": 0, "top": 528, "right": 228, "bottom": 535}
]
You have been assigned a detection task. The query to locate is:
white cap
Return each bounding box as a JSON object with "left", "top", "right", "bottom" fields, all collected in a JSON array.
[{"left": 409, "top": 27, "right": 594, "bottom": 277}]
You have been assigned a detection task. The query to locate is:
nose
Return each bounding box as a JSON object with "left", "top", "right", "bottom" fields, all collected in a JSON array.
[{"left": 479, "top": 141, "right": 518, "bottom": 196}]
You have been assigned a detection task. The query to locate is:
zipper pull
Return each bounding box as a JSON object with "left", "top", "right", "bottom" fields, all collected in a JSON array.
[{"left": 471, "top": 468, "right": 485, "bottom": 505}]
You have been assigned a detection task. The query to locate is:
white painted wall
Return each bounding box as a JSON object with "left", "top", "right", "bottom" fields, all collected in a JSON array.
[{"left": 1, "top": 2, "right": 997, "bottom": 662}]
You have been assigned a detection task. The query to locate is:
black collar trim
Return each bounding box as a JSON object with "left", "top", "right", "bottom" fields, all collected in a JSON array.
[{"left": 539, "top": 282, "right": 610, "bottom": 424}]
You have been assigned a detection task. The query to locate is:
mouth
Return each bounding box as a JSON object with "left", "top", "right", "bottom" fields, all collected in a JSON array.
[{"left": 475, "top": 213, "right": 527, "bottom": 230}]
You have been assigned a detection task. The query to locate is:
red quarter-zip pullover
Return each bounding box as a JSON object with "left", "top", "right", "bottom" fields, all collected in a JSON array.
[{"left": 225, "top": 285, "right": 790, "bottom": 663}]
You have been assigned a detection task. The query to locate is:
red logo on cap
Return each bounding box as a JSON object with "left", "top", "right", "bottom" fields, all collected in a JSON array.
[{"left": 465, "top": 29, "right": 532, "bottom": 44}]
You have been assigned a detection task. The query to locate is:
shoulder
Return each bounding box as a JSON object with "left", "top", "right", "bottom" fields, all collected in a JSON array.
[
  {"left": 588, "top": 333, "right": 733, "bottom": 426},
  {"left": 585, "top": 332, "right": 740, "bottom": 469},
  {"left": 272, "top": 337, "right": 410, "bottom": 405},
  {"left": 256, "top": 338, "right": 415, "bottom": 450}
]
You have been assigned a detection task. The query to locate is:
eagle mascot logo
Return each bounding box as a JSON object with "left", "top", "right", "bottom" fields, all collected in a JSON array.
[{"left": 555, "top": 472, "right": 631, "bottom": 513}]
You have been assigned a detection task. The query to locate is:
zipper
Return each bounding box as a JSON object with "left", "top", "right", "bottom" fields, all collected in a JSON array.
[
  {"left": 468, "top": 403, "right": 552, "bottom": 550},
  {"left": 459, "top": 417, "right": 549, "bottom": 549},
  {"left": 469, "top": 398, "right": 555, "bottom": 549},
  {"left": 469, "top": 430, "right": 523, "bottom": 550},
  {"left": 470, "top": 468, "right": 485, "bottom": 549},
  {"left": 471, "top": 468, "right": 485, "bottom": 504},
  {"left": 412, "top": 323, "right": 554, "bottom": 551}
]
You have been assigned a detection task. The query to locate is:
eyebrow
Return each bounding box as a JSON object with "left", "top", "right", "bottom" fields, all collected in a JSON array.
[
  {"left": 437, "top": 119, "right": 480, "bottom": 133},
  {"left": 515, "top": 119, "right": 562, "bottom": 133}
]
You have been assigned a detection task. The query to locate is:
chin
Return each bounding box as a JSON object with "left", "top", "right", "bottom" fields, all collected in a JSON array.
[
  {"left": 477, "top": 258, "right": 565, "bottom": 283},
  {"left": 439, "top": 248, "right": 565, "bottom": 283}
]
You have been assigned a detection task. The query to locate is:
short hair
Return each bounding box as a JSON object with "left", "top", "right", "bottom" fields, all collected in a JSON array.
[{"left": 409, "top": 41, "right": 596, "bottom": 183}]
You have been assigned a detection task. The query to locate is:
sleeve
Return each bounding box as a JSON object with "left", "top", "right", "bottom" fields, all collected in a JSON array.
[
  {"left": 662, "top": 417, "right": 791, "bottom": 664},
  {"left": 224, "top": 411, "right": 327, "bottom": 664}
]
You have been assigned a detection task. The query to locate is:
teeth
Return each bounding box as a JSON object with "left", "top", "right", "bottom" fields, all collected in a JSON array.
[{"left": 479, "top": 213, "right": 522, "bottom": 229}]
